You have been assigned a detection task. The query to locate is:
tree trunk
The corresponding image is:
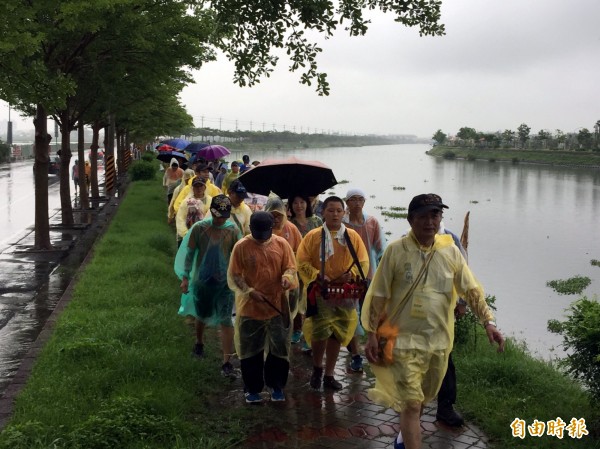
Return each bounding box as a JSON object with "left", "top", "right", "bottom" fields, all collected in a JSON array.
[
  {"left": 77, "top": 123, "right": 89, "bottom": 210},
  {"left": 59, "top": 113, "right": 74, "bottom": 225},
  {"left": 33, "top": 104, "right": 52, "bottom": 250}
]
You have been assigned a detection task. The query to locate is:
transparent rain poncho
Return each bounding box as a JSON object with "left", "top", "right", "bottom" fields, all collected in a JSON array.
[
  {"left": 174, "top": 216, "right": 241, "bottom": 326},
  {"left": 361, "top": 231, "right": 495, "bottom": 412},
  {"left": 227, "top": 235, "right": 298, "bottom": 360}
]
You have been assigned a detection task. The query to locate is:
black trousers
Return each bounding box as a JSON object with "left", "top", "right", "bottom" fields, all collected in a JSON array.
[
  {"left": 437, "top": 353, "right": 456, "bottom": 408},
  {"left": 241, "top": 351, "right": 289, "bottom": 394}
]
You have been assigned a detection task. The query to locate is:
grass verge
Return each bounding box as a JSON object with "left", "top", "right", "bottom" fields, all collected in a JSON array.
[
  {"left": 454, "top": 331, "right": 599, "bottom": 448},
  {"left": 0, "top": 178, "right": 256, "bottom": 449}
]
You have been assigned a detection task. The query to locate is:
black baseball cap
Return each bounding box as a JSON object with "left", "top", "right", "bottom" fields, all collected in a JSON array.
[
  {"left": 210, "top": 194, "right": 232, "bottom": 218},
  {"left": 250, "top": 211, "right": 274, "bottom": 240},
  {"left": 408, "top": 193, "right": 449, "bottom": 214}
]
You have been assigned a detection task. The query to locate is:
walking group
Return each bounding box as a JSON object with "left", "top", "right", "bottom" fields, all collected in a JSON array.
[{"left": 162, "top": 155, "right": 505, "bottom": 449}]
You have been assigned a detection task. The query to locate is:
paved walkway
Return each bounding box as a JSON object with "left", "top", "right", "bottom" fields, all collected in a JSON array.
[{"left": 222, "top": 341, "right": 489, "bottom": 449}]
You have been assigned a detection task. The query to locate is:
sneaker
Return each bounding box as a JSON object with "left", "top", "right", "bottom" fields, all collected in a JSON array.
[
  {"left": 301, "top": 340, "right": 312, "bottom": 354},
  {"left": 393, "top": 438, "right": 405, "bottom": 449},
  {"left": 270, "top": 388, "right": 285, "bottom": 402},
  {"left": 436, "top": 406, "right": 464, "bottom": 427},
  {"left": 291, "top": 330, "right": 302, "bottom": 344},
  {"left": 221, "top": 361, "right": 236, "bottom": 378},
  {"left": 350, "top": 354, "right": 363, "bottom": 372},
  {"left": 310, "top": 367, "right": 323, "bottom": 390},
  {"left": 245, "top": 393, "right": 263, "bottom": 404},
  {"left": 323, "top": 376, "right": 343, "bottom": 390},
  {"left": 192, "top": 343, "right": 204, "bottom": 359}
]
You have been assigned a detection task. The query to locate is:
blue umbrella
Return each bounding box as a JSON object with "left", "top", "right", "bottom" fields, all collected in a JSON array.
[
  {"left": 184, "top": 142, "right": 210, "bottom": 153},
  {"left": 160, "top": 138, "right": 191, "bottom": 150}
]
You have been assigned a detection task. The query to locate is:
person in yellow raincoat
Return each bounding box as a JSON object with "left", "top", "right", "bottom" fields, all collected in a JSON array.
[
  {"left": 173, "top": 163, "right": 222, "bottom": 213},
  {"left": 362, "top": 193, "right": 504, "bottom": 449},
  {"left": 296, "top": 196, "right": 369, "bottom": 391},
  {"left": 227, "top": 211, "right": 298, "bottom": 403}
]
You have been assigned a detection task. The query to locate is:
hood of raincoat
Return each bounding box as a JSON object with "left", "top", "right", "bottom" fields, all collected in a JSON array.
[{"left": 170, "top": 158, "right": 179, "bottom": 168}]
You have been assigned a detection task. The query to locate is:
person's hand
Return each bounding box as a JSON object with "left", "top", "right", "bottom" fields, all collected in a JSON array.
[
  {"left": 364, "top": 332, "right": 380, "bottom": 365},
  {"left": 454, "top": 302, "right": 467, "bottom": 319},
  {"left": 485, "top": 324, "right": 505, "bottom": 353},
  {"left": 180, "top": 277, "right": 189, "bottom": 294},
  {"left": 340, "top": 272, "right": 353, "bottom": 283},
  {"left": 281, "top": 277, "right": 291, "bottom": 290}
]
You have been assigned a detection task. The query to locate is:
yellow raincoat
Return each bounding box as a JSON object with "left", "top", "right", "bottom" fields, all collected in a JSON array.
[
  {"left": 296, "top": 225, "right": 369, "bottom": 347},
  {"left": 361, "top": 231, "right": 495, "bottom": 412},
  {"left": 173, "top": 176, "right": 221, "bottom": 213}
]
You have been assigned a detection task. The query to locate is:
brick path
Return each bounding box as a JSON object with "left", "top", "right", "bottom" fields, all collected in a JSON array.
[{"left": 223, "top": 342, "right": 489, "bottom": 449}]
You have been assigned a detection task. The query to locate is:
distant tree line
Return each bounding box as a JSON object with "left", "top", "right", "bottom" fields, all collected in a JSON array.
[
  {"left": 432, "top": 121, "right": 600, "bottom": 152},
  {"left": 188, "top": 128, "right": 420, "bottom": 147}
]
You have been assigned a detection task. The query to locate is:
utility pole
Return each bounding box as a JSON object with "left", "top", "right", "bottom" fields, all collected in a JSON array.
[{"left": 250, "top": 121, "right": 252, "bottom": 131}]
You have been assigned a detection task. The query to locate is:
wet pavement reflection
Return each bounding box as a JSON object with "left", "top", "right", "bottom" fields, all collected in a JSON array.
[{"left": 0, "top": 159, "right": 110, "bottom": 399}]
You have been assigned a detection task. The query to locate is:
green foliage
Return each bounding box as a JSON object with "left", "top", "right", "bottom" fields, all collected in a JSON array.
[
  {"left": 548, "top": 297, "right": 600, "bottom": 404},
  {"left": 511, "top": 157, "right": 519, "bottom": 164},
  {"left": 432, "top": 129, "right": 447, "bottom": 144},
  {"left": 591, "top": 259, "right": 600, "bottom": 267},
  {"left": 141, "top": 152, "right": 156, "bottom": 162},
  {"left": 488, "top": 157, "right": 496, "bottom": 162},
  {"left": 129, "top": 160, "right": 157, "bottom": 181},
  {"left": 518, "top": 123, "right": 531, "bottom": 146},
  {"left": 454, "top": 335, "right": 598, "bottom": 448},
  {"left": 466, "top": 154, "right": 476, "bottom": 161},
  {"left": 457, "top": 127, "right": 477, "bottom": 141},
  {"left": 547, "top": 276, "right": 591, "bottom": 295},
  {"left": 442, "top": 150, "right": 456, "bottom": 159},
  {"left": 381, "top": 210, "right": 408, "bottom": 219},
  {"left": 215, "top": 0, "right": 445, "bottom": 95},
  {"left": 455, "top": 294, "right": 497, "bottom": 346}
]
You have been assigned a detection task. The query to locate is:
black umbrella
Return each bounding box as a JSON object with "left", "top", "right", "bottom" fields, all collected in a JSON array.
[
  {"left": 156, "top": 151, "right": 188, "bottom": 169},
  {"left": 238, "top": 156, "right": 337, "bottom": 199}
]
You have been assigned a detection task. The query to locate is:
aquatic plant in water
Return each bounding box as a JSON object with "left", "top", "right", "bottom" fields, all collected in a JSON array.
[{"left": 546, "top": 276, "right": 591, "bottom": 295}]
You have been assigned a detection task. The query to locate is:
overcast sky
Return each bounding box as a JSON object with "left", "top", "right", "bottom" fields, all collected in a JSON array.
[{"left": 2, "top": 0, "right": 599, "bottom": 138}]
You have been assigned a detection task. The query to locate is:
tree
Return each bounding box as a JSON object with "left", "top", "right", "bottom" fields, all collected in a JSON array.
[
  {"left": 517, "top": 123, "right": 530, "bottom": 148},
  {"left": 212, "top": 0, "right": 446, "bottom": 95},
  {"left": 576, "top": 128, "right": 593, "bottom": 150},
  {"left": 501, "top": 129, "right": 515, "bottom": 148},
  {"left": 432, "top": 129, "right": 447, "bottom": 145},
  {"left": 456, "top": 127, "right": 477, "bottom": 146},
  {"left": 535, "top": 129, "right": 551, "bottom": 149}
]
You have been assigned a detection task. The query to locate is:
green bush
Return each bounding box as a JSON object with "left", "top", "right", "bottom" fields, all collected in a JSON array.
[
  {"left": 141, "top": 151, "right": 156, "bottom": 162},
  {"left": 455, "top": 294, "right": 497, "bottom": 346},
  {"left": 548, "top": 297, "right": 600, "bottom": 404},
  {"left": 442, "top": 150, "right": 456, "bottom": 159},
  {"left": 466, "top": 154, "right": 476, "bottom": 161},
  {"left": 129, "top": 160, "right": 157, "bottom": 181}
]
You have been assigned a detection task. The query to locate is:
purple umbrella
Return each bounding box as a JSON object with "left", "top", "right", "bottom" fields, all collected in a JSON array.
[{"left": 196, "top": 144, "right": 231, "bottom": 161}]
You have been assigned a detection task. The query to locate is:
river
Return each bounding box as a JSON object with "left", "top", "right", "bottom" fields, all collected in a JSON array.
[{"left": 231, "top": 144, "right": 600, "bottom": 359}]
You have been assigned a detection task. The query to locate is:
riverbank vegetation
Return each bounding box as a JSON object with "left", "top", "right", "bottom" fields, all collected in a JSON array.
[
  {"left": 430, "top": 123, "right": 600, "bottom": 168},
  {"left": 0, "top": 177, "right": 597, "bottom": 448},
  {"left": 428, "top": 144, "right": 600, "bottom": 167}
]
